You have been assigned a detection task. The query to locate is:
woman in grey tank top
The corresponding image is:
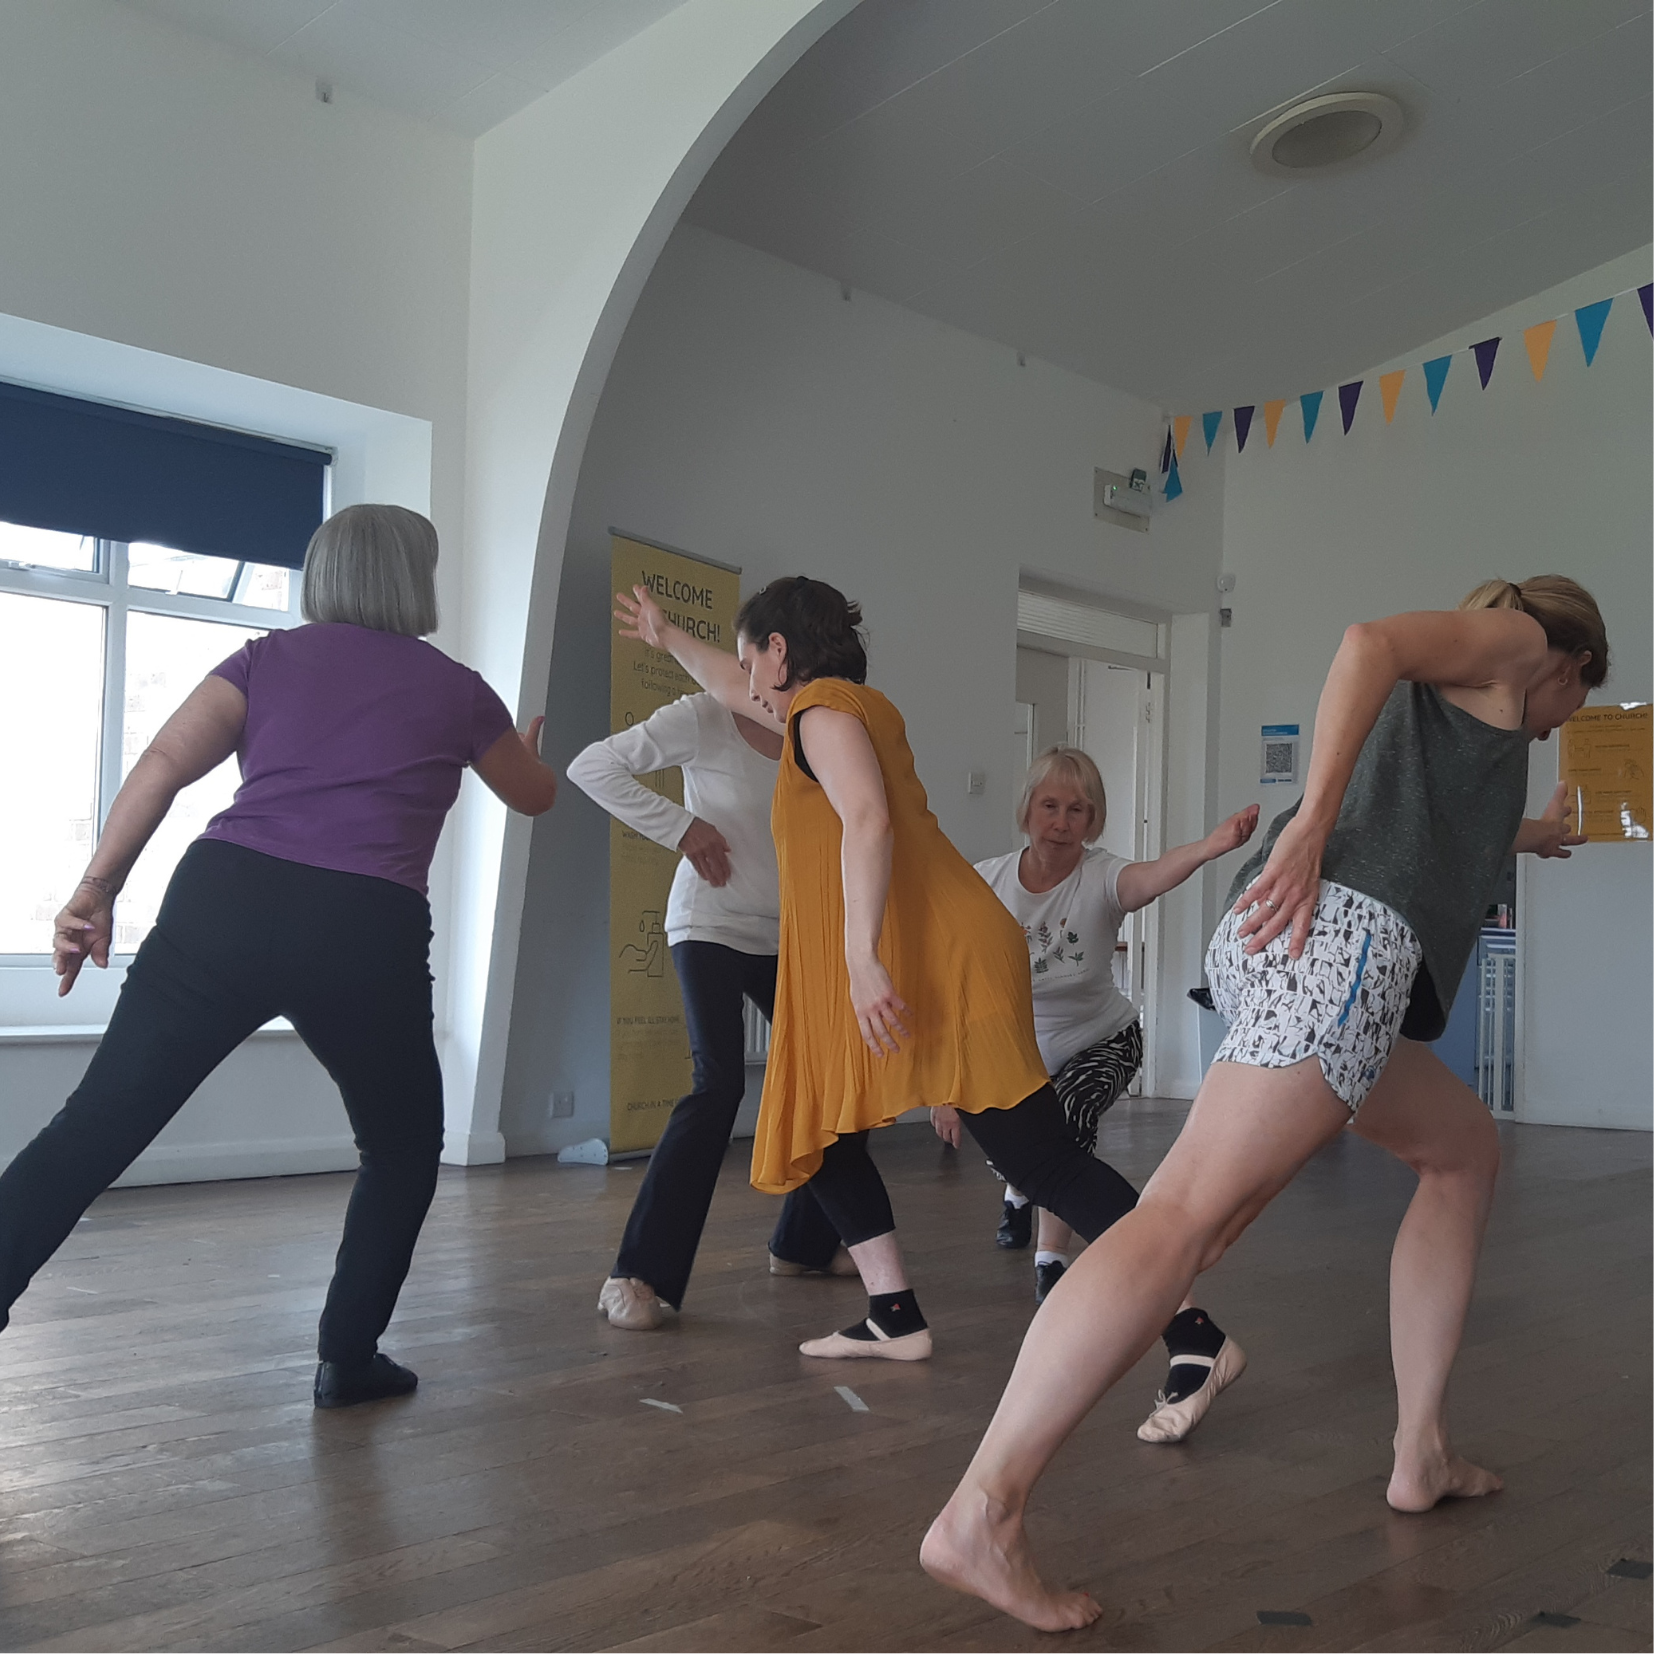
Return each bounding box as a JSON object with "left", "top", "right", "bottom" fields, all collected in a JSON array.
[{"left": 922, "top": 576, "right": 1609, "bottom": 1633}]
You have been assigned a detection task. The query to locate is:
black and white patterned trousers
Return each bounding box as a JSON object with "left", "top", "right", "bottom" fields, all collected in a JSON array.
[{"left": 1052, "top": 1021, "right": 1145, "bottom": 1155}]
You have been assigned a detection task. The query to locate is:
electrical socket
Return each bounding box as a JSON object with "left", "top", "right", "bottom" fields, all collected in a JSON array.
[{"left": 550, "top": 1091, "right": 575, "bottom": 1119}]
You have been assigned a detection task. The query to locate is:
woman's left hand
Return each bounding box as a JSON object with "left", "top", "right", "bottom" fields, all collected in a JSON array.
[
  {"left": 1235, "top": 816, "right": 1324, "bottom": 958},
  {"left": 614, "top": 585, "right": 673, "bottom": 649},
  {"left": 848, "top": 956, "right": 911, "bottom": 1056},
  {"left": 930, "top": 1105, "right": 962, "bottom": 1148},
  {"left": 1527, "top": 782, "right": 1588, "bottom": 858},
  {"left": 53, "top": 884, "right": 113, "bottom": 996}
]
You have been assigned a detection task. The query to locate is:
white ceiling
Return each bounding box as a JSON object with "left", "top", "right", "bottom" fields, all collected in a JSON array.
[
  {"left": 123, "top": 0, "right": 687, "bottom": 135},
  {"left": 685, "top": 0, "right": 1654, "bottom": 408}
]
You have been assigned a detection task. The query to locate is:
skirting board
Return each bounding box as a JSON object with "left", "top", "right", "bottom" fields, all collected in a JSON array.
[{"left": 112, "top": 1134, "right": 360, "bottom": 1188}]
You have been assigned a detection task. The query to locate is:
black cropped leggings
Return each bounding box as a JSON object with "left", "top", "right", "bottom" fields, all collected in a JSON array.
[
  {"left": 805, "top": 1084, "right": 1140, "bottom": 1248},
  {"left": 0, "top": 840, "right": 443, "bottom": 1367}
]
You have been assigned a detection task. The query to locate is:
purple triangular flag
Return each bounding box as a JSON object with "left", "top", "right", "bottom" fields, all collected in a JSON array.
[
  {"left": 1338, "top": 381, "right": 1362, "bottom": 433},
  {"left": 1423, "top": 355, "right": 1451, "bottom": 412},
  {"left": 1160, "top": 424, "right": 1174, "bottom": 474},
  {"left": 1574, "top": 299, "right": 1612, "bottom": 365},
  {"left": 1233, "top": 405, "right": 1255, "bottom": 453},
  {"left": 1640, "top": 284, "right": 1652, "bottom": 336},
  {"left": 1471, "top": 338, "right": 1500, "bottom": 389}
]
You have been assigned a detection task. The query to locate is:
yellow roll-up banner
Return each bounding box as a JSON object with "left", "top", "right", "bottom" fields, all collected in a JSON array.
[{"left": 608, "top": 534, "right": 743, "bottom": 1153}]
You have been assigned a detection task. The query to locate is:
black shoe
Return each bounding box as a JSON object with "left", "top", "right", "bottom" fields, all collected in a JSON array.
[
  {"left": 1034, "top": 1258, "right": 1066, "bottom": 1303},
  {"left": 313, "top": 1353, "right": 419, "bottom": 1409},
  {"left": 996, "top": 1199, "right": 1033, "bottom": 1250}
]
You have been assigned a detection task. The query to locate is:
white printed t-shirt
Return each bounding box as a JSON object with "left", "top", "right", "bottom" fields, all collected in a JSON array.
[
  {"left": 566, "top": 693, "right": 779, "bottom": 954},
  {"left": 974, "top": 846, "right": 1138, "bottom": 1073}
]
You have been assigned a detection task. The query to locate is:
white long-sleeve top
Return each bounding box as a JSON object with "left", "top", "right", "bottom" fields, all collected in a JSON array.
[{"left": 565, "top": 692, "right": 781, "bottom": 955}]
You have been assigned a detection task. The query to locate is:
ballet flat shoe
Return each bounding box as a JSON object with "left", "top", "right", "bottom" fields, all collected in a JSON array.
[
  {"left": 799, "top": 1320, "right": 932, "bottom": 1361},
  {"left": 768, "top": 1247, "right": 860, "bottom": 1278},
  {"left": 1136, "top": 1337, "right": 1247, "bottom": 1443},
  {"left": 598, "top": 1276, "right": 668, "bottom": 1330},
  {"left": 996, "top": 1200, "right": 1033, "bottom": 1250}
]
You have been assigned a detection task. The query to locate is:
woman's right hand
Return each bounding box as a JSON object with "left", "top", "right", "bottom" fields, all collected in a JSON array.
[
  {"left": 614, "top": 585, "right": 673, "bottom": 650},
  {"left": 1235, "top": 816, "right": 1325, "bottom": 958},
  {"left": 53, "top": 883, "right": 113, "bottom": 996},
  {"left": 848, "top": 955, "right": 911, "bottom": 1056},
  {"left": 930, "top": 1105, "right": 962, "bottom": 1148},
  {"left": 678, "top": 817, "right": 733, "bottom": 886}
]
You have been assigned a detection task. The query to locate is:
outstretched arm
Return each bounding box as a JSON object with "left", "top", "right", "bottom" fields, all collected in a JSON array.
[
  {"left": 796, "top": 705, "right": 911, "bottom": 1057},
  {"left": 54, "top": 674, "right": 247, "bottom": 994},
  {"left": 1237, "top": 607, "right": 1549, "bottom": 957},
  {"left": 615, "top": 585, "right": 784, "bottom": 734},
  {"left": 1116, "top": 805, "right": 1259, "bottom": 913}
]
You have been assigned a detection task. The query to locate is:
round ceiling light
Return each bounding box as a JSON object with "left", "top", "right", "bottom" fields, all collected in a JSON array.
[{"left": 1250, "top": 92, "right": 1404, "bottom": 177}]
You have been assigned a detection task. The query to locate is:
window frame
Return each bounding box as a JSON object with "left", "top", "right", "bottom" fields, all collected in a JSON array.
[{"left": 0, "top": 536, "right": 300, "bottom": 964}]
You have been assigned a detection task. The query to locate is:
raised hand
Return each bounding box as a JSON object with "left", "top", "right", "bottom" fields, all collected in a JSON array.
[
  {"left": 1528, "top": 782, "right": 1588, "bottom": 858},
  {"left": 614, "top": 585, "right": 673, "bottom": 650},
  {"left": 1205, "top": 803, "right": 1260, "bottom": 859},
  {"left": 1235, "top": 815, "right": 1323, "bottom": 958}
]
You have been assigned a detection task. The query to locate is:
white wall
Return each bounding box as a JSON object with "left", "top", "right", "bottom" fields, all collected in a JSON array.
[
  {"left": 0, "top": 0, "right": 473, "bottom": 1180},
  {"left": 501, "top": 225, "right": 1227, "bottom": 1154},
  {"left": 1215, "top": 246, "right": 1652, "bottom": 1131}
]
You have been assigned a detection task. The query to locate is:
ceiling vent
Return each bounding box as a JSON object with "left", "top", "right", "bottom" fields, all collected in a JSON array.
[{"left": 1250, "top": 92, "right": 1404, "bottom": 178}]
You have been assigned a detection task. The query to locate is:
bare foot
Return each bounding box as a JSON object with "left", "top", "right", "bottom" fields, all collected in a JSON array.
[
  {"left": 1387, "top": 1450, "right": 1504, "bottom": 1513},
  {"left": 921, "top": 1487, "right": 1102, "bottom": 1633}
]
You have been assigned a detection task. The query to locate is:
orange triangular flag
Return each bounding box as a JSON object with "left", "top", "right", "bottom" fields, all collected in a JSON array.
[
  {"left": 1524, "top": 319, "right": 1557, "bottom": 382},
  {"left": 1379, "top": 370, "right": 1405, "bottom": 424},
  {"left": 1262, "top": 400, "right": 1287, "bottom": 447},
  {"left": 1173, "top": 415, "right": 1192, "bottom": 458}
]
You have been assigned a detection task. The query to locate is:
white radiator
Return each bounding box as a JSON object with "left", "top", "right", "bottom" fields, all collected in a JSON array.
[{"left": 743, "top": 999, "right": 771, "bottom": 1064}]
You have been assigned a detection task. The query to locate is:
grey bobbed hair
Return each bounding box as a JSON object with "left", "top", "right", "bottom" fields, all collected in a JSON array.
[{"left": 300, "top": 503, "right": 439, "bottom": 638}]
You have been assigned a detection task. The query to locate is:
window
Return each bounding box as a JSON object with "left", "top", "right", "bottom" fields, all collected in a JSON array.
[{"left": 0, "top": 523, "right": 299, "bottom": 957}]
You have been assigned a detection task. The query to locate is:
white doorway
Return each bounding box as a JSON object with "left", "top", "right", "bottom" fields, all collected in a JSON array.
[{"left": 1013, "top": 589, "right": 1168, "bottom": 1093}]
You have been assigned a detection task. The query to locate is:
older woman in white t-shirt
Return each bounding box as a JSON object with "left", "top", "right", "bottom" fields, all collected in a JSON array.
[
  {"left": 568, "top": 692, "right": 850, "bottom": 1332},
  {"left": 936, "top": 747, "right": 1258, "bottom": 1441}
]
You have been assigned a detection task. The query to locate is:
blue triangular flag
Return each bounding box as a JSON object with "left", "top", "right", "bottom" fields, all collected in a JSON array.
[
  {"left": 1163, "top": 451, "right": 1183, "bottom": 502},
  {"left": 1300, "top": 390, "right": 1323, "bottom": 443},
  {"left": 1338, "top": 381, "right": 1362, "bottom": 433},
  {"left": 1233, "top": 405, "right": 1255, "bottom": 453},
  {"left": 1423, "top": 355, "right": 1451, "bottom": 412},
  {"left": 1202, "top": 411, "right": 1223, "bottom": 452},
  {"left": 1471, "top": 337, "right": 1500, "bottom": 389},
  {"left": 1575, "top": 298, "right": 1612, "bottom": 365}
]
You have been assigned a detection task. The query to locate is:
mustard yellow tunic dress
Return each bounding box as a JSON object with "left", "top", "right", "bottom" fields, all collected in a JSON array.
[{"left": 753, "top": 679, "right": 1050, "bottom": 1195}]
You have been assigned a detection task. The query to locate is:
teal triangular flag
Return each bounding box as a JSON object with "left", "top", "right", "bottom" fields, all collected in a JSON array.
[
  {"left": 1202, "top": 411, "right": 1223, "bottom": 452},
  {"left": 1574, "top": 298, "right": 1612, "bottom": 366},
  {"left": 1300, "top": 390, "right": 1323, "bottom": 443},
  {"left": 1163, "top": 451, "right": 1183, "bottom": 502},
  {"left": 1423, "top": 355, "right": 1451, "bottom": 413}
]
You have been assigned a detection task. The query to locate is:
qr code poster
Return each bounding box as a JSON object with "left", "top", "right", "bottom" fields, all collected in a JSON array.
[{"left": 1260, "top": 724, "right": 1300, "bottom": 785}]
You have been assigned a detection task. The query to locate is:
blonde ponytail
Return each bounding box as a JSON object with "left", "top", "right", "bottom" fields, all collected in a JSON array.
[{"left": 1459, "top": 574, "right": 1608, "bottom": 686}]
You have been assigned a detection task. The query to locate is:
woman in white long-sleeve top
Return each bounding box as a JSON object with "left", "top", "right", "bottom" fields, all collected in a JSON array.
[{"left": 567, "top": 692, "right": 849, "bottom": 1331}]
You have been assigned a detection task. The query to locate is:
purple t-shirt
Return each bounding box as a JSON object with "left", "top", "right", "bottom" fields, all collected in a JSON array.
[{"left": 202, "top": 623, "right": 515, "bottom": 895}]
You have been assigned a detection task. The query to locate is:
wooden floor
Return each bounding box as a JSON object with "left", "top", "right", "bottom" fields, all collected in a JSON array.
[{"left": 0, "top": 1101, "right": 1647, "bottom": 1653}]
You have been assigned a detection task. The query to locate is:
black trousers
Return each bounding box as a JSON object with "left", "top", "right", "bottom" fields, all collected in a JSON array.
[
  {"left": 613, "top": 941, "right": 841, "bottom": 1307},
  {"left": 0, "top": 840, "right": 443, "bottom": 1367},
  {"left": 807, "top": 1085, "right": 1140, "bottom": 1249}
]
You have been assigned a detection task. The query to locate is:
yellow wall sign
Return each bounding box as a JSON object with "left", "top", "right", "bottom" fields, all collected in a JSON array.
[
  {"left": 608, "top": 534, "right": 743, "bottom": 1153},
  {"left": 1560, "top": 703, "right": 1651, "bottom": 843}
]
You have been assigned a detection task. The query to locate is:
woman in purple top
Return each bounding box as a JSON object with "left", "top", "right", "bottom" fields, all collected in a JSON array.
[{"left": 3, "top": 505, "right": 557, "bottom": 1408}]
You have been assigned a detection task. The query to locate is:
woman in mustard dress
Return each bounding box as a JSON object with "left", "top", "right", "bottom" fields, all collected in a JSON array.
[{"left": 616, "top": 576, "right": 1142, "bottom": 1362}]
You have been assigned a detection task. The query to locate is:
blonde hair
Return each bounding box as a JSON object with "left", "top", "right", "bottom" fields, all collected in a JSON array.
[
  {"left": 1459, "top": 574, "right": 1608, "bottom": 687},
  {"left": 1017, "top": 746, "right": 1107, "bottom": 842},
  {"left": 301, "top": 504, "right": 439, "bottom": 638}
]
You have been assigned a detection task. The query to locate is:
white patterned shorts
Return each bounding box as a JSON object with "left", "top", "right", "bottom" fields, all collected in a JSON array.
[{"left": 1205, "top": 882, "right": 1423, "bottom": 1113}]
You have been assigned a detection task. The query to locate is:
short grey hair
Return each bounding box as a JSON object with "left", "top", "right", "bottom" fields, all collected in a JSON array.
[
  {"left": 1016, "top": 746, "right": 1107, "bottom": 843},
  {"left": 300, "top": 504, "right": 439, "bottom": 637}
]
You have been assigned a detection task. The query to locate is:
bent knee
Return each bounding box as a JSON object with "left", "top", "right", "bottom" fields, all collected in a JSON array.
[{"left": 1411, "top": 1106, "right": 1500, "bottom": 1184}]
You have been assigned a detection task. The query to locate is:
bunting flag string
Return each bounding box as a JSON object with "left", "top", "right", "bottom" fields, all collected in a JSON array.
[{"left": 1162, "top": 280, "right": 1647, "bottom": 496}]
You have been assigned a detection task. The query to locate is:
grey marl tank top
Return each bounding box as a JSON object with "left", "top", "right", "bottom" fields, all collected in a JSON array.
[{"left": 1226, "top": 682, "right": 1531, "bottom": 1040}]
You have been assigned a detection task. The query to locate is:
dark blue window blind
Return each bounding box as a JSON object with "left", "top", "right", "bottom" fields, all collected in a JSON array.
[{"left": 0, "top": 381, "right": 329, "bottom": 570}]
